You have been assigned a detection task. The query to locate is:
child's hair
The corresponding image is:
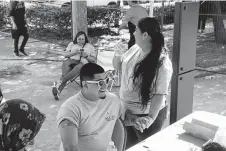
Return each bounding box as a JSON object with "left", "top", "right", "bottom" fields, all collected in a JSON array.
[{"left": 202, "top": 142, "right": 226, "bottom": 151}]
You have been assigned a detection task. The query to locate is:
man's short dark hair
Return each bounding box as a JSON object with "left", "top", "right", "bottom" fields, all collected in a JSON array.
[
  {"left": 202, "top": 142, "right": 226, "bottom": 151},
  {"left": 80, "top": 63, "right": 105, "bottom": 87}
]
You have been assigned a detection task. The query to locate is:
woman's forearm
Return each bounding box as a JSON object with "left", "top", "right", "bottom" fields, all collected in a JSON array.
[
  {"left": 64, "top": 52, "right": 78, "bottom": 57},
  {"left": 148, "top": 95, "right": 165, "bottom": 120},
  {"left": 124, "top": 111, "right": 138, "bottom": 126}
]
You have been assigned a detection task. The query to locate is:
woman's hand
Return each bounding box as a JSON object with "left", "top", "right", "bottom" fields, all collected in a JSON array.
[
  {"left": 82, "top": 52, "right": 88, "bottom": 58},
  {"left": 134, "top": 116, "right": 154, "bottom": 133},
  {"left": 124, "top": 111, "right": 139, "bottom": 126},
  {"left": 80, "top": 57, "right": 89, "bottom": 64}
]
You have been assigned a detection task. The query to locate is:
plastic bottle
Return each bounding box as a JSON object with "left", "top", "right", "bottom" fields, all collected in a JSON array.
[
  {"left": 106, "top": 141, "right": 116, "bottom": 151},
  {"left": 213, "top": 128, "right": 226, "bottom": 148}
]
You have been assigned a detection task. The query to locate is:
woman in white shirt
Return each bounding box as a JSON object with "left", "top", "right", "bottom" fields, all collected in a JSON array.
[
  {"left": 113, "top": 17, "right": 173, "bottom": 148},
  {"left": 52, "top": 31, "right": 97, "bottom": 100}
]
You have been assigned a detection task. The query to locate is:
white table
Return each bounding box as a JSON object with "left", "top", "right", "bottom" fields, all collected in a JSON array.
[{"left": 126, "top": 111, "right": 226, "bottom": 151}]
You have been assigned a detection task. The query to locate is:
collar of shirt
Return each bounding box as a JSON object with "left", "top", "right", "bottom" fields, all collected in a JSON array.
[{"left": 79, "top": 91, "right": 102, "bottom": 106}]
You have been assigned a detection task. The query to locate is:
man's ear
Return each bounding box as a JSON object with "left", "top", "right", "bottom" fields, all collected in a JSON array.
[
  {"left": 82, "top": 81, "right": 88, "bottom": 88},
  {"left": 142, "top": 32, "right": 149, "bottom": 40}
]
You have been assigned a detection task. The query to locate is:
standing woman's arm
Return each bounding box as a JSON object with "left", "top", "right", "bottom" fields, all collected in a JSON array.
[
  {"left": 149, "top": 63, "right": 173, "bottom": 120},
  {"left": 136, "top": 60, "right": 173, "bottom": 130},
  {"left": 148, "top": 95, "right": 165, "bottom": 120}
]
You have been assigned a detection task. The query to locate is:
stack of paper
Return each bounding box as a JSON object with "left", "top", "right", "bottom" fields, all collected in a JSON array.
[{"left": 183, "top": 118, "right": 219, "bottom": 141}]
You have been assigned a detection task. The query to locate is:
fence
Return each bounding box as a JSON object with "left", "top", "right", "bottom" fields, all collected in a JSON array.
[{"left": 140, "top": 1, "right": 226, "bottom": 77}]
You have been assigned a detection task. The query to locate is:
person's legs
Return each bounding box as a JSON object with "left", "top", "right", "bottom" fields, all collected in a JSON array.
[
  {"left": 58, "top": 63, "right": 83, "bottom": 92},
  {"left": 133, "top": 106, "right": 168, "bottom": 142},
  {"left": 19, "top": 27, "right": 29, "bottom": 56},
  {"left": 125, "top": 126, "right": 138, "bottom": 149},
  {"left": 11, "top": 29, "right": 20, "bottom": 56},
  {"left": 52, "top": 63, "right": 83, "bottom": 100},
  {"left": 61, "top": 59, "right": 79, "bottom": 79},
  {"left": 201, "top": 17, "right": 207, "bottom": 31},
  {"left": 198, "top": 16, "right": 201, "bottom": 30}
]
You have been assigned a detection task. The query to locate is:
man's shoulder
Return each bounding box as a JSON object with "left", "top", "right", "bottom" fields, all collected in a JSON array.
[
  {"left": 57, "top": 93, "right": 82, "bottom": 119},
  {"left": 60, "top": 93, "right": 81, "bottom": 108}
]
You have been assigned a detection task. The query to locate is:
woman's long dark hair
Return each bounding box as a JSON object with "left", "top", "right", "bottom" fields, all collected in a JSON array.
[
  {"left": 133, "top": 17, "right": 165, "bottom": 107},
  {"left": 73, "top": 31, "right": 89, "bottom": 44}
]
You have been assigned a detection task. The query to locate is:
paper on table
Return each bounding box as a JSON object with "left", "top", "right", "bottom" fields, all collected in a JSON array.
[
  {"left": 183, "top": 122, "right": 216, "bottom": 141},
  {"left": 191, "top": 118, "right": 219, "bottom": 131}
]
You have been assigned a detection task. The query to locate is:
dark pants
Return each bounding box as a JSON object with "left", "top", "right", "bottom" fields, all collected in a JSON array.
[
  {"left": 58, "top": 59, "right": 83, "bottom": 92},
  {"left": 128, "top": 21, "right": 136, "bottom": 49},
  {"left": 198, "top": 16, "right": 207, "bottom": 30},
  {"left": 11, "top": 27, "right": 29, "bottom": 53},
  {"left": 125, "top": 105, "right": 168, "bottom": 149}
]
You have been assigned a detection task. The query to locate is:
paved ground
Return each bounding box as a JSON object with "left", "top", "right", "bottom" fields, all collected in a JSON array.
[{"left": 0, "top": 34, "right": 226, "bottom": 151}]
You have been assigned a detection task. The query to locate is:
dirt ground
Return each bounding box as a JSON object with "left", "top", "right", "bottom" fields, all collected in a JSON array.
[{"left": 1, "top": 33, "right": 226, "bottom": 150}]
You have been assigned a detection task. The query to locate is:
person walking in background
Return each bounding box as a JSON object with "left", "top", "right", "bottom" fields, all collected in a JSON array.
[
  {"left": 198, "top": 1, "right": 210, "bottom": 33},
  {"left": 57, "top": 63, "right": 121, "bottom": 151},
  {"left": 9, "top": 0, "right": 29, "bottom": 56},
  {"left": 118, "top": 0, "right": 148, "bottom": 49},
  {"left": 113, "top": 17, "right": 173, "bottom": 149}
]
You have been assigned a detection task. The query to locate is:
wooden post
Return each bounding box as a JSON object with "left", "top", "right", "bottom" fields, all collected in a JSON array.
[
  {"left": 170, "top": 2, "right": 199, "bottom": 124},
  {"left": 149, "top": 0, "right": 154, "bottom": 17},
  {"left": 71, "top": 0, "right": 87, "bottom": 40}
]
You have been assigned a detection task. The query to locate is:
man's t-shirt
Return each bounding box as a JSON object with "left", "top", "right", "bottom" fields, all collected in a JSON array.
[
  {"left": 8, "top": 1, "right": 26, "bottom": 28},
  {"left": 57, "top": 91, "right": 121, "bottom": 151}
]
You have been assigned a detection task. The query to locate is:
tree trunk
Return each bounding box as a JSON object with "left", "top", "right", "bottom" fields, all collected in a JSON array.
[
  {"left": 71, "top": 1, "right": 87, "bottom": 40},
  {"left": 212, "top": 1, "right": 226, "bottom": 44}
]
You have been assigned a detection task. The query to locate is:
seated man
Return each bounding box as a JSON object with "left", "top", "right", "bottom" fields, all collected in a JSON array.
[
  {"left": 52, "top": 31, "right": 97, "bottom": 100},
  {"left": 57, "top": 63, "right": 122, "bottom": 151}
]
